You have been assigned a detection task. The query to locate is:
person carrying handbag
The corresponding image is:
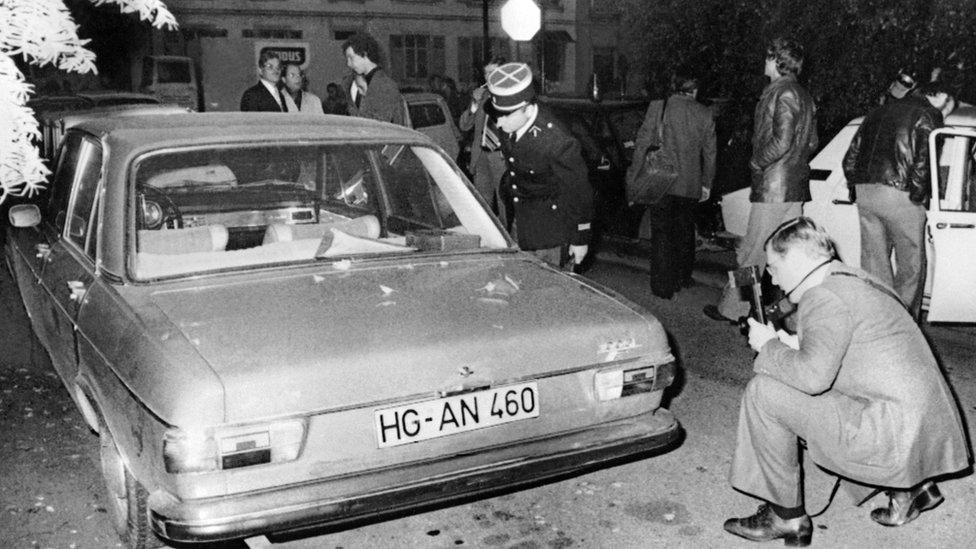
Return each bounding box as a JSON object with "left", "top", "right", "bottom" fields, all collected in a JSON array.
[{"left": 626, "top": 69, "right": 716, "bottom": 298}]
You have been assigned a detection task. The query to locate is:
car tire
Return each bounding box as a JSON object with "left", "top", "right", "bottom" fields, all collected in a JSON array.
[{"left": 99, "top": 418, "right": 162, "bottom": 549}]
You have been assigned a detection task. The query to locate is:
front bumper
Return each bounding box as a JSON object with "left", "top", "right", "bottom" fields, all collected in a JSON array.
[{"left": 151, "top": 409, "right": 681, "bottom": 543}]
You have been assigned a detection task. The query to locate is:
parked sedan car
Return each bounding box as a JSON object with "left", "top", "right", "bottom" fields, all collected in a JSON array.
[
  {"left": 28, "top": 91, "right": 161, "bottom": 114},
  {"left": 5, "top": 113, "right": 681, "bottom": 548},
  {"left": 720, "top": 105, "right": 976, "bottom": 323},
  {"left": 539, "top": 96, "right": 649, "bottom": 253}
]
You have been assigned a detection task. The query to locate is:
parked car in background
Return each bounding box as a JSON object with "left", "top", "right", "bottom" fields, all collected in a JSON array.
[
  {"left": 34, "top": 103, "right": 188, "bottom": 161},
  {"left": 28, "top": 91, "right": 161, "bottom": 114},
  {"left": 402, "top": 91, "right": 462, "bottom": 161},
  {"left": 5, "top": 112, "right": 681, "bottom": 548},
  {"left": 720, "top": 105, "right": 976, "bottom": 323},
  {"left": 539, "top": 96, "right": 649, "bottom": 255}
]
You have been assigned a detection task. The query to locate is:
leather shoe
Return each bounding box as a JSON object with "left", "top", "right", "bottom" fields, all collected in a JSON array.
[
  {"left": 703, "top": 304, "right": 735, "bottom": 324},
  {"left": 724, "top": 504, "right": 812, "bottom": 546},
  {"left": 871, "top": 481, "right": 943, "bottom": 527}
]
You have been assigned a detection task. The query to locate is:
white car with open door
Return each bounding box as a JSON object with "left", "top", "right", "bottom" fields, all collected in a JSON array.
[{"left": 720, "top": 105, "right": 976, "bottom": 323}]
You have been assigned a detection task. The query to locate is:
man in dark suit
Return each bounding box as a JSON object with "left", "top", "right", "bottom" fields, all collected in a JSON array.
[
  {"left": 240, "top": 51, "right": 289, "bottom": 112},
  {"left": 488, "top": 62, "right": 593, "bottom": 270},
  {"left": 627, "top": 69, "right": 716, "bottom": 298},
  {"left": 340, "top": 32, "right": 404, "bottom": 125}
]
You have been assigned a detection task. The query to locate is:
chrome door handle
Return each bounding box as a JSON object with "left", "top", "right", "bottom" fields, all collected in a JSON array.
[
  {"left": 35, "top": 243, "right": 51, "bottom": 260},
  {"left": 67, "top": 280, "right": 88, "bottom": 302},
  {"left": 935, "top": 222, "right": 976, "bottom": 229}
]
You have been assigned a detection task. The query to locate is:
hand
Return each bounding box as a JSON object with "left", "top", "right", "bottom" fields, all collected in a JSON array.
[
  {"left": 699, "top": 187, "right": 711, "bottom": 203},
  {"left": 472, "top": 86, "right": 487, "bottom": 102},
  {"left": 776, "top": 329, "right": 799, "bottom": 350},
  {"left": 568, "top": 245, "right": 589, "bottom": 265},
  {"left": 746, "top": 317, "right": 777, "bottom": 352}
]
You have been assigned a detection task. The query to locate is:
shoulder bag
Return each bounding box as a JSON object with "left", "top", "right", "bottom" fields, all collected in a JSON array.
[{"left": 626, "top": 97, "right": 678, "bottom": 205}]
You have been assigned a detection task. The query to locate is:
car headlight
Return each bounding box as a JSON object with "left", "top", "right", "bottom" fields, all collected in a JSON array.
[
  {"left": 163, "top": 419, "right": 306, "bottom": 473},
  {"left": 594, "top": 358, "right": 676, "bottom": 401}
]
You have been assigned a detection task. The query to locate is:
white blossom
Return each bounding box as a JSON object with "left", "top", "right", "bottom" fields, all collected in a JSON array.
[{"left": 0, "top": 0, "right": 177, "bottom": 205}]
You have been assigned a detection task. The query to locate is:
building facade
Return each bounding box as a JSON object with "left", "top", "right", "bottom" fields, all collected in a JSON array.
[{"left": 146, "top": 0, "right": 633, "bottom": 111}]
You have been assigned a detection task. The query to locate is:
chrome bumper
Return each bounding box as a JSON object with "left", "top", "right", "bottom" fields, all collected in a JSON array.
[{"left": 151, "top": 409, "right": 681, "bottom": 543}]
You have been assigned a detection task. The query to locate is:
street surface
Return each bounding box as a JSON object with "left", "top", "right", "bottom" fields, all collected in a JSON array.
[{"left": 2, "top": 251, "right": 974, "bottom": 548}]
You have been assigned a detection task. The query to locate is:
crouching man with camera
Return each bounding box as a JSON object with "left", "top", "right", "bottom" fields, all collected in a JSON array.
[{"left": 724, "top": 217, "right": 970, "bottom": 547}]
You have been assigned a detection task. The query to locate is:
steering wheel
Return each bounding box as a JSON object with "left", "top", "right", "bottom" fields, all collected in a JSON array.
[{"left": 138, "top": 184, "right": 183, "bottom": 229}]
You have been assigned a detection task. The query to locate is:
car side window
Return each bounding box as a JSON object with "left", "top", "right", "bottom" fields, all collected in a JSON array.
[
  {"left": 407, "top": 102, "right": 446, "bottom": 130},
  {"left": 379, "top": 146, "right": 458, "bottom": 233},
  {"left": 47, "top": 132, "right": 86, "bottom": 233},
  {"left": 63, "top": 138, "right": 103, "bottom": 258},
  {"left": 934, "top": 133, "right": 976, "bottom": 212}
]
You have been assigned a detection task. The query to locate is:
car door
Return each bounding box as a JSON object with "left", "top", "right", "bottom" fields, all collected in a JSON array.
[
  {"left": 925, "top": 127, "right": 976, "bottom": 322},
  {"left": 36, "top": 134, "right": 102, "bottom": 381}
]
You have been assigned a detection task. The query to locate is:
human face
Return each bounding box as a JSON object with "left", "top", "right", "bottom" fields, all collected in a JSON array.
[
  {"left": 764, "top": 56, "right": 779, "bottom": 79},
  {"left": 259, "top": 58, "right": 282, "bottom": 84},
  {"left": 495, "top": 106, "right": 531, "bottom": 134},
  {"left": 345, "top": 47, "right": 370, "bottom": 75},
  {"left": 765, "top": 247, "right": 810, "bottom": 301},
  {"left": 283, "top": 65, "right": 303, "bottom": 93}
]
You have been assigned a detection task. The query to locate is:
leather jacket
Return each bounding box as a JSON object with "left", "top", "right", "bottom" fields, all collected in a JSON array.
[
  {"left": 749, "top": 75, "right": 818, "bottom": 203},
  {"left": 842, "top": 96, "right": 943, "bottom": 204}
]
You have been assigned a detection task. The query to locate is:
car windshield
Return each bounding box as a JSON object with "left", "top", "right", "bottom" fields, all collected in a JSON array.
[{"left": 131, "top": 142, "right": 508, "bottom": 279}]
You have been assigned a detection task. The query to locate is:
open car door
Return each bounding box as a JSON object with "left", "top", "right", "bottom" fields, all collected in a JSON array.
[{"left": 925, "top": 128, "right": 976, "bottom": 322}]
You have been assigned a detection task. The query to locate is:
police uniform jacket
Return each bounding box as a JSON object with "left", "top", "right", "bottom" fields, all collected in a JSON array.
[
  {"left": 748, "top": 261, "right": 969, "bottom": 489},
  {"left": 499, "top": 106, "right": 593, "bottom": 251}
]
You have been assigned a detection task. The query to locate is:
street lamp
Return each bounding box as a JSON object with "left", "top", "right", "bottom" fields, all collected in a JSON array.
[
  {"left": 500, "top": 0, "right": 544, "bottom": 87},
  {"left": 500, "top": 0, "right": 541, "bottom": 41}
]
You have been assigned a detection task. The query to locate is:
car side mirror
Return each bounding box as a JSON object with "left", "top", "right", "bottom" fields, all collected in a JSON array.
[{"left": 9, "top": 204, "right": 41, "bottom": 228}]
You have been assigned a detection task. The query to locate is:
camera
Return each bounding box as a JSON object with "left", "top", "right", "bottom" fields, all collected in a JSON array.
[{"left": 737, "top": 296, "right": 796, "bottom": 336}]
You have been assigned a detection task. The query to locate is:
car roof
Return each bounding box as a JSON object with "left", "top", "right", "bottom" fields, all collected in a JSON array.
[
  {"left": 76, "top": 90, "right": 159, "bottom": 101},
  {"left": 37, "top": 103, "right": 187, "bottom": 124},
  {"left": 848, "top": 104, "right": 976, "bottom": 128},
  {"left": 73, "top": 112, "right": 432, "bottom": 150},
  {"left": 539, "top": 95, "right": 648, "bottom": 111}
]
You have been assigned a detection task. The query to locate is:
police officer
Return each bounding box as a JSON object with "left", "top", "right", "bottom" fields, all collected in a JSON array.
[{"left": 486, "top": 62, "right": 593, "bottom": 269}]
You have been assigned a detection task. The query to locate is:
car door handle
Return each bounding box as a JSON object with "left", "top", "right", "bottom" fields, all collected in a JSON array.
[
  {"left": 935, "top": 223, "right": 976, "bottom": 229},
  {"left": 35, "top": 243, "right": 51, "bottom": 260},
  {"left": 67, "top": 280, "right": 88, "bottom": 302}
]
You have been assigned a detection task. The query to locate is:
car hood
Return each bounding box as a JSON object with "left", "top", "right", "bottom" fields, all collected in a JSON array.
[{"left": 148, "top": 255, "right": 670, "bottom": 422}]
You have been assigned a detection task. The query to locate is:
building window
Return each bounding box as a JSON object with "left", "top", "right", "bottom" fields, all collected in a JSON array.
[
  {"left": 389, "top": 34, "right": 445, "bottom": 83},
  {"left": 536, "top": 31, "right": 571, "bottom": 85},
  {"left": 243, "top": 28, "right": 303, "bottom": 40},
  {"left": 334, "top": 30, "right": 357, "bottom": 41},
  {"left": 457, "top": 36, "right": 511, "bottom": 85},
  {"left": 593, "top": 47, "right": 617, "bottom": 93}
]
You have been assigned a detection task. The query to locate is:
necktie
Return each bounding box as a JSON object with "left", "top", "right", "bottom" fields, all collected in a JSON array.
[{"left": 279, "top": 91, "right": 288, "bottom": 112}]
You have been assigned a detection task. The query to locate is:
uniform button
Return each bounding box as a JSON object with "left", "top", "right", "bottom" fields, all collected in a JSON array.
[
  {"left": 546, "top": 122, "right": 553, "bottom": 128},
  {"left": 508, "top": 157, "right": 514, "bottom": 162},
  {"left": 513, "top": 197, "right": 520, "bottom": 203},
  {"left": 529, "top": 169, "right": 534, "bottom": 174},
  {"left": 509, "top": 171, "right": 515, "bottom": 176},
  {"left": 512, "top": 185, "right": 518, "bottom": 190},
  {"left": 551, "top": 204, "right": 557, "bottom": 210}
]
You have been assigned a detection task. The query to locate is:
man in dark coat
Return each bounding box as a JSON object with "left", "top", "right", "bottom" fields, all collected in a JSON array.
[
  {"left": 628, "top": 69, "right": 716, "bottom": 298},
  {"left": 240, "top": 51, "right": 289, "bottom": 112},
  {"left": 725, "top": 216, "right": 969, "bottom": 546},
  {"left": 705, "top": 37, "right": 818, "bottom": 321},
  {"left": 842, "top": 82, "right": 951, "bottom": 318},
  {"left": 340, "top": 32, "right": 405, "bottom": 126},
  {"left": 459, "top": 56, "right": 508, "bottom": 222},
  {"left": 487, "top": 62, "right": 593, "bottom": 269}
]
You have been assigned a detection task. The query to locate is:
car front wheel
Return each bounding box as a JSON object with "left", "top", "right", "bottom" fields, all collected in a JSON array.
[{"left": 99, "top": 419, "right": 162, "bottom": 549}]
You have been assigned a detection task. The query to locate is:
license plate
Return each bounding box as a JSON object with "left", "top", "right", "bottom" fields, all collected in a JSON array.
[{"left": 374, "top": 382, "right": 539, "bottom": 448}]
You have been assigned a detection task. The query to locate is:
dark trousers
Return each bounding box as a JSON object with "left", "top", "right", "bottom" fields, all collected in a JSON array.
[{"left": 648, "top": 195, "right": 698, "bottom": 297}]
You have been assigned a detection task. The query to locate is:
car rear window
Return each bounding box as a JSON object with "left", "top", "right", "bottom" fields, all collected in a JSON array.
[
  {"left": 130, "top": 142, "right": 507, "bottom": 279},
  {"left": 407, "top": 102, "right": 447, "bottom": 129}
]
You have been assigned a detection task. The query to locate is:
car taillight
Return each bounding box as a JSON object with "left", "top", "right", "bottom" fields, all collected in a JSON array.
[
  {"left": 163, "top": 419, "right": 306, "bottom": 473},
  {"left": 594, "top": 359, "right": 676, "bottom": 401}
]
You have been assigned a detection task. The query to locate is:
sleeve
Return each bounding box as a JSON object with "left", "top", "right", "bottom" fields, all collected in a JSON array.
[
  {"left": 907, "top": 109, "right": 943, "bottom": 204},
  {"left": 458, "top": 97, "right": 479, "bottom": 132},
  {"left": 362, "top": 76, "right": 403, "bottom": 125},
  {"left": 752, "top": 286, "right": 852, "bottom": 395},
  {"left": 552, "top": 135, "right": 594, "bottom": 246},
  {"left": 624, "top": 100, "right": 661, "bottom": 187},
  {"left": 701, "top": 113, "right": 717, "bottom": 190},
  {"left": 842, "top": 126, "right": 863, "bottom": 188},
  {"left": 751, "top": 89, "right": 799, "bottom": 170}
]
